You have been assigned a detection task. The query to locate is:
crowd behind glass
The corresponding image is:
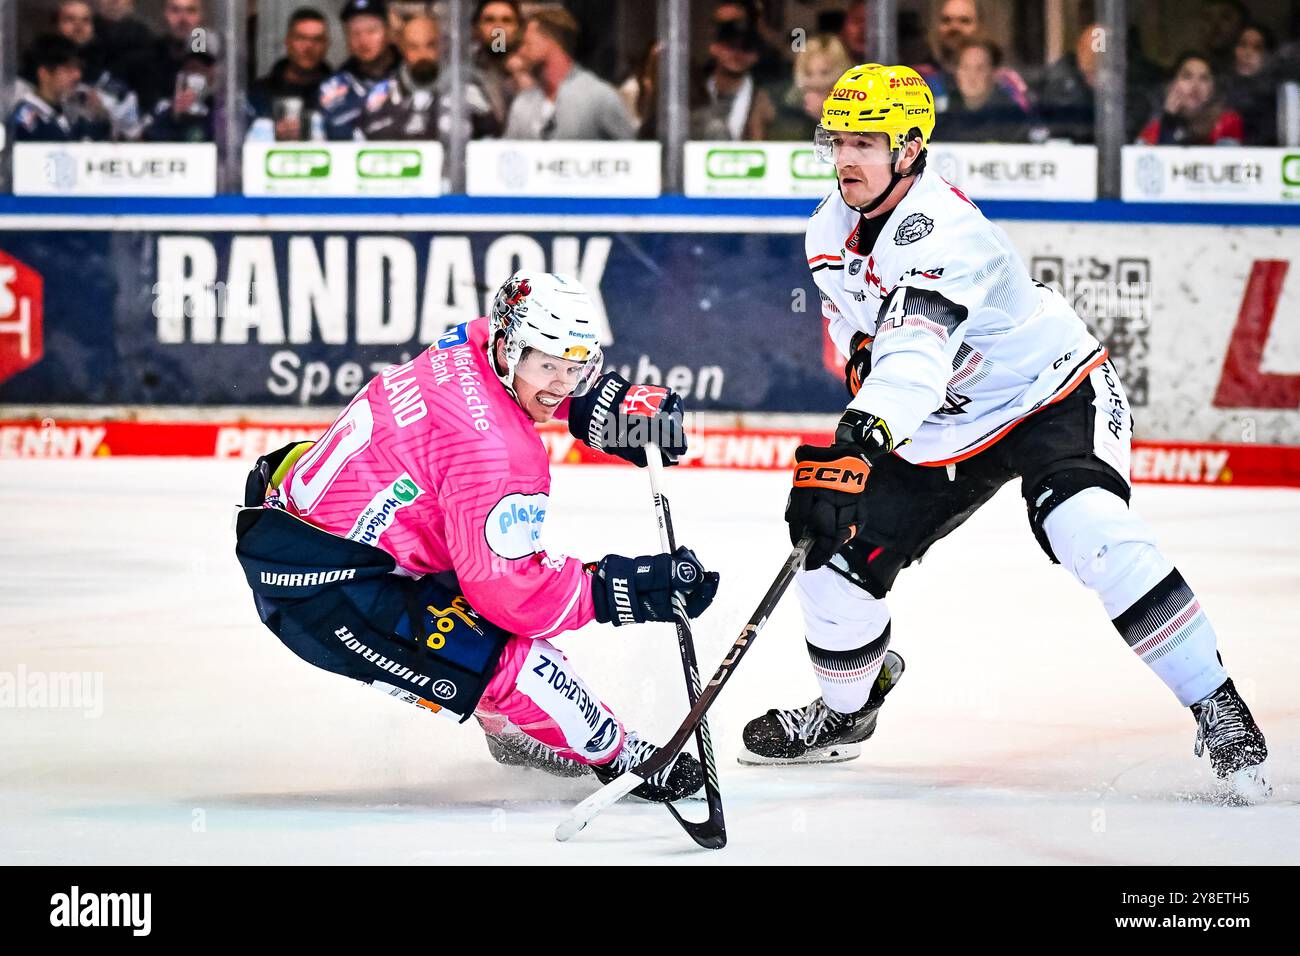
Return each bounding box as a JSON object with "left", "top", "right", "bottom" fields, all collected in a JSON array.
[{"left": 8, "top": 0, "right": 1296, "bottom": 159}]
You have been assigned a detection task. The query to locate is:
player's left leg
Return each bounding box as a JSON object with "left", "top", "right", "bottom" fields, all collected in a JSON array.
[{"left": 1017, "top": 360, "right": 1269, "bottom": 802}]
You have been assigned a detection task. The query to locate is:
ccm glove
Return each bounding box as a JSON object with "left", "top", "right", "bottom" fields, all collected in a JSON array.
[
  {"left": 785, "top": 410, "right": 895, "bottom": 571},
  {"left": 843, "top": 331, "right": 874, "bottom": 398},
  {"left": 590, "top": 547, "right": 720, "bottom": 626},
  {"left": 567, "top": 371, "right": 687, "bottom": 466}
]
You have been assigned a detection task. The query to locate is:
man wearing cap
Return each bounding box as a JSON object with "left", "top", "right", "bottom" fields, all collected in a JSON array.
[{"left": 319, "top": 0, "right": 400, "bottom": 140}]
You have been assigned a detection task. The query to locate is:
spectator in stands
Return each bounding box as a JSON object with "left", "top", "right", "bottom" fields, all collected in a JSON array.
[
  {"left": 359, "top": 14, "right": 498, "bottom": 142},
  {"left": 767, "top": 34, "right": 853, "bottom": 141},
  {"left": 111, "top": 0, "right": 212, "bottom": 114},
  {"left": 1222, "top": 22, "right": 1279, "bottom": 146},
  {"left": 713, "top": 0, "right": 788, "bottom": 86},
  {"left": 692, "top": 16, "right": 776, "bottom": 141},
  {"left": 503, "top": 8, "right": 635, "bottom": 140},
  {"left": 91, "top": 0, "right": 155, "bottom": 89},
  {"left": 1201, "top": 0, "right": 1248, "bottom": 77},
  {"left": 472, "top": 0, "right": 523, "bottom": 132},
  {"left": 319, "top": 0, "right": 400, "bottom": 141},
  {"left": 837, "top": 1, "right": 868, "bottom": 64},
  {"left": 54, "top": 0, "right": 142, "bottom": 140},
  {"left": 251, "top": 7, "right": 333, "bottom": 138},
  {"left": 1138, "top": 52, "right": 1244, "bottom": 145},
  {"left": 939, "top": 37, "right": 1034, "bottom": 143},
  {"left": 141, "top": 49, "right": 218, "bottom": 142},
  {"left": 916, "top": 0, "right": 1030, "bottom": 115},
  {"left": 10, "top": 33, "right": 111, "bottom": 142}
]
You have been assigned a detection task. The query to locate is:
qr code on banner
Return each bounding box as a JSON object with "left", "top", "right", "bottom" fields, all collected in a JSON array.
[{"left": 1030, "top": 257, "right": 1151, "bottom": 406}]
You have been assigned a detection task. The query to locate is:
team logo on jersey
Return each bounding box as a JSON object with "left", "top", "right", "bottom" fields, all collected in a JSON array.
[
  {"left": 486, "top": 492, "right": 548, "bottom": 560},
  {"left": 848, "top": 259, "right": 863, "bottom": 275},
  {"left": 893, "top": 212, "right": 934, "bottom": 245}
]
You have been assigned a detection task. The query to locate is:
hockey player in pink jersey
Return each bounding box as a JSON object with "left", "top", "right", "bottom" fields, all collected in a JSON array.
[{"left": 234, "top": 271, "right": 718, "bottom": 802}]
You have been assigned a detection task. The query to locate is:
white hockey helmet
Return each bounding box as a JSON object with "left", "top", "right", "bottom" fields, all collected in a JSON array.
[{"left": 489, "top": 270, "right": 603, "bottom": 399}]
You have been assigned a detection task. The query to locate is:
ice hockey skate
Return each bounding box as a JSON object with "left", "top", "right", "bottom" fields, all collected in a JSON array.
[
  {"left": 739, "top": 651, "right": 905, "bottom": 765},
  {"left": 1191, "top": 679, "right": 1271, "bottom": 805},
  {"left": 591, "top": 730, "right": 705, "bottom": 802},
  {"left": 483, "top": 726, "right": 592, "bottom": 779}
]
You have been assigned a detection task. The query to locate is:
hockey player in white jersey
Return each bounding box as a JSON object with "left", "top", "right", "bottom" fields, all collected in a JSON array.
[{"left": 739, "top": 64, "right": 1271, "bottom": 803}]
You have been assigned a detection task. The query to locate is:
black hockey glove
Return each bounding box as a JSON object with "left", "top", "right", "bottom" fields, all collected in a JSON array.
[
  {"left": 844, "top": 331, "right": 874, "bottom": 398},
  {"left": 785, "top": 410, "right": 894, "bottom": 571},
  {"left": 567, "top": 371, "right": 687, "bottom": 467},
  {"left": 589, "top": 547, "right": 720, "bottom": 626}
]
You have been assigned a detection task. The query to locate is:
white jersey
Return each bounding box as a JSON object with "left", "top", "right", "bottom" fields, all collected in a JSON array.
[{"left": 807, "top": 168, "right": 1107, "bottom": 466}]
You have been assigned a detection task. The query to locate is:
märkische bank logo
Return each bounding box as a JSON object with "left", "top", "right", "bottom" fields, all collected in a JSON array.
[
  {"left": 706, "top": 149, "right": 766, "bottom": 179},
  {"left": 358, "top": 149, "right": 422, "bottom": 179},
  {"left": 265, "top": 149, "right": 330, "bottom": 178}
]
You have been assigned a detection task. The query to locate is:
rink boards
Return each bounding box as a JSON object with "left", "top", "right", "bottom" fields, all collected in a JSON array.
[{"left": 0, "top": 201, "right": 1298, "bottom": 460}]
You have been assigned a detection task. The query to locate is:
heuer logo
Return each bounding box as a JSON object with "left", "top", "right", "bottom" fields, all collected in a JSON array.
[
  {"left": 790, "top": 149, "right": 833, "bottom": 180},
  {"left": 357, "top": 149, "right": 422, "bottom": 179},
  {"left": 0, "top": 251, "right": 44, "bottom": 386},
  {"left": 706, "top": 149, "right": 766, "bottom": 179},
  {"left": 265, "top": 149, "right": 330, "bottom": 178}
]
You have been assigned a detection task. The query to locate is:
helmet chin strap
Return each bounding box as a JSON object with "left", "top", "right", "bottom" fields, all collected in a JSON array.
[{"left": 843, "top": 144, "right": 927, "bottom": 217}]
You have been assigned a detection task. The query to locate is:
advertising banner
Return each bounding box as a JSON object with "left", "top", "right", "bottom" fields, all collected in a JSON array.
[
  {"left": 242, "top": 141, "right": 444, "bottom": 196},
  {"left": 1, "top": 215, "right": 1298, "bottom": 451},
  {"left": 12, "top": 142, "right": 218, "bottom": 197},
  {"left": 465, "top": 141, "right": 661, "bottom": 197},
  {"left": 685, "top": 141, "right": 1097, "bottom": 200},
  {"left": 1122, "top": 146, "right": 1300, "bottom": 204}
]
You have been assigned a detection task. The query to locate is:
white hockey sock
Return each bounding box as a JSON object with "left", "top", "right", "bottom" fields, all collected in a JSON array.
[
  {"left": 796, "top": 566, "right": 891, "bottom": 713},
  {"left": 1044, "top": 488, "right": 1226, "bottom": 706},
  {"left": 1110, "top": 569, "right": 1226, "bottom": 707}
]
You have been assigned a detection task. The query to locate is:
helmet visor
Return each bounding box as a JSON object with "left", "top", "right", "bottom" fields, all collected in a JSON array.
[
  {"left": 513, "top": 345, "right": 603, "bottom": 399},
  {"left": 813, "top": 126, "right": 893, "bottom": 165}
]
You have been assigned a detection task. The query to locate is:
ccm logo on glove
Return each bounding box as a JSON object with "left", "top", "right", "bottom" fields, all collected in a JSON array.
[{"left": 793, "top": 457, "right": 871, "bottom": 490}]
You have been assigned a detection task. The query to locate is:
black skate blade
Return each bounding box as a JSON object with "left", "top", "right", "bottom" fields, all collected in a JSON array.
[{"left": 736, "top": 743, "right": 862, "bottom": 766}]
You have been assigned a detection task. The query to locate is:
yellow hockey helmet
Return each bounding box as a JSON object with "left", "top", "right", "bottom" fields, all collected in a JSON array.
[{"left": 819, "top": 63, "right": 936, "bottom": 150}]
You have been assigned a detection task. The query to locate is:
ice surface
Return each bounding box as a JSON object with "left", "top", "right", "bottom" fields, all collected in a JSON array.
[{"left": 1, "top": 459, "right": 1296, "bottom": 864}]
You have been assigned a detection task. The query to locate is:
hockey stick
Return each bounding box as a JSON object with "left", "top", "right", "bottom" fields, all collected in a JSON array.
[
  {"left": 555, "top": 535, "right": 811, "bottom": 843},
  {"left": 644, "top": 445, "right": 726, "bottom": 849}
]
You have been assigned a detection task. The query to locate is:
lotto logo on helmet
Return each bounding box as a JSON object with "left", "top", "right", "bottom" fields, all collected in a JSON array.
[
  {"left": 831, "top": 88, "right": 869, "bottom": 101},
  {"left": 621, "top": 384, "right": 666, "bottom": 417},
  {"left": 889, "top": 76, "right": 926, "bottom": 89},
  {"left": 486, "top": 492, "right": 548, "bottom": 560}
]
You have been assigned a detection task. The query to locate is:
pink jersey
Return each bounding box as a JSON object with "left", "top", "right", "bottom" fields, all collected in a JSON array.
[{"left": 278, "top": 317, "right": 595, "bottom": 640}]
